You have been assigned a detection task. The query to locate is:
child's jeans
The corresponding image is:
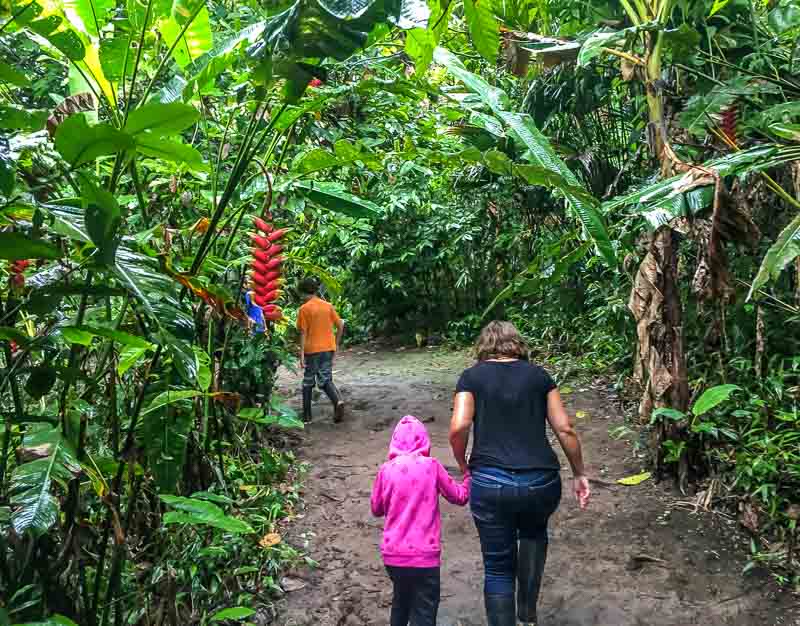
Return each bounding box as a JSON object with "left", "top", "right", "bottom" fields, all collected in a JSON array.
[{"left": 385, "top": 565, "right": 440, "bottom": 626}]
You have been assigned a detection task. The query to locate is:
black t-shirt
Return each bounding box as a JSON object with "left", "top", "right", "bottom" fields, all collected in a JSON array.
[{"left": 455, "top": 360, "right": 560, "bottom": 471}]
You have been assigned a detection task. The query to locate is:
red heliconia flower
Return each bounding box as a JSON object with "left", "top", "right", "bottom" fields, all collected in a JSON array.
[
  {"left": 721, "top": 104, "right": 738, "bottom": 144},
  {"left": 308, "top": 78, "right": 323, "bottom": 88}
]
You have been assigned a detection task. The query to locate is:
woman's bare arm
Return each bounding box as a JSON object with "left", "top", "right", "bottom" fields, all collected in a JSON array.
[
  {"left": 449, "top": 391, "right": 475, "bottom": 474},
  {"left": 547, "top": 389, "right": 590, "bottom": 508},
  {"left": 546, "top": 389, "right": 585, "bottom": 475}
]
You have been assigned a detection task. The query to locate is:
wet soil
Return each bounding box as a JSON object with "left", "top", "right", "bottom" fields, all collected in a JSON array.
[{"left": 271, "top": 346, "right": 799, "bottom": 626}]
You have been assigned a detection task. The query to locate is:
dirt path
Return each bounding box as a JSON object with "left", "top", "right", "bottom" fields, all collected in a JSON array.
[{"left": 272, "top": 346, "right": 798, "bottom": 626}]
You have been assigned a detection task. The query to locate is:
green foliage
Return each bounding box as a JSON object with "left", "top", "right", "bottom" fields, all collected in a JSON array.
[{"left": 9, "top": 427, "right": 81, "bottom": 537}]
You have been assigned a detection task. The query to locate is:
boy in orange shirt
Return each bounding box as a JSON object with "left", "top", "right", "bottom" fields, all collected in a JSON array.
[{"left": 297, "top": 278, "right": 345, "bottom": 423}]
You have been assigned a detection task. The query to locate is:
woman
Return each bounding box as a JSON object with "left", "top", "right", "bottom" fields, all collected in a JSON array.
[{"left": 449, "top": 321, "right": 590, "bottom": 626}]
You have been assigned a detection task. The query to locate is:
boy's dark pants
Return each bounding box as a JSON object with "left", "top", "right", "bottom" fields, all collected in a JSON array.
[
  {"left": 302, "top": 351, "right": 342, "bottom": 421},
  {"left": 385, "top": 566, "right": 440, "bottom": 626}
]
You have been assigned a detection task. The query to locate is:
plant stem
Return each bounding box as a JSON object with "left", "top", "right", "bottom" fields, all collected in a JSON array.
[
  {"left": 0, "top": 343, "right": 24, "bottom": 495},
  {"left": 92, "top": 345, "right": 162, "bottom": 615},
  {"left": 59, "top": 272, "right": 93, "bottom": 437}
]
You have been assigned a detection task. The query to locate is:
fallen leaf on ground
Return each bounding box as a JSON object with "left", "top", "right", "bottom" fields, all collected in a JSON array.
[
  {"left": 281, "top": 576, "right": 307, "bottom": 592},
  {"left": 617, "top": 472, "right": 652, "bottom": 486},
  {"left": 259, "top": 533, "right": 281, "bottom": 548},
  {"left": 575, "top": 410, "right": 588, "bottom": 419}
]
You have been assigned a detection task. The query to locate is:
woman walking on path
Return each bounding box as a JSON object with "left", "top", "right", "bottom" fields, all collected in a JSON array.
[{"left": 449, "top": 321, "right": 590, "bottom": 626}]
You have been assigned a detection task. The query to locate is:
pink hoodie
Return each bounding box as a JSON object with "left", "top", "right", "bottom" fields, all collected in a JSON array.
[{"left": 370, "top": 415, "right": 470, "bottom": 568}]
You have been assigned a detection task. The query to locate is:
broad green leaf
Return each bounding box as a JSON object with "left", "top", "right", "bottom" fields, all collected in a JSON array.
[
  {"left": 48, "top": 29, "right": 87, "bottom": 60},
  {"left": 0, "top": 152, "right": 14, "bottom": 196},
  {"left": 484, "top": 149, "right": 511, "bottom": 175},
  {"left": 770, "top": 123, "right": 800, "bottom": 142},
  {"left": 502, "top": 114, "right": 615, "bottom": 265},
  {"left": 158, "top": 5, "right": 213, "bottom": 68},
  {"left": 295, "top": 180, "right": 380, "bottom": 219},
  {"left": 289, "top": 256, "right": 342, "bottom": 295},
  {"left": 139, "top": 393, "right": 194, "bottom": 492},
  {"left": 748, "top": 213, "right": 800, "bottom": 300},
  {"left": 124, "top": 102, "right": 200, "bottom": 136},
  {"left": 10, "top": 427, "right": 81, "bottom": 536},
  {"left": 578, "top": 29, "right": 627, "bottom": 66},
  {"left": 61, "top": 326, "right": 94, "bottom": 345},
  {"left": 62, "top": 324, "right": 154, "bottom": 349},
  {"left": 118, "top": 345, "right": 149, "bottom": 375},
  {"left": 99, "top": 35, "right": 134, "bottom": 83},
  {"left": 24, "top": 365, "right": 58, "bottom": 399},
  {"left": 62, "top": 0, "right": 114, "bottom": 37},
  {"left": 405, "top": 28, "right": 436, "bottom": 75},
  {"left": 135, "top": 135, "right": 208, "bottom": 171},
  {"left": 54, "top": 114, "right": 134, "bottom": 167},
  {"left": 692, "top": 384, "right": 741, "bottom": 416},
  {"left": 142, "top": 389, "right": 203, "bottom": 415},
  {"left": 194, "top": 347, "right": 211, "bottom": 391},
  {"left": 11, "top": 614, "right": 80, "bottom": 626},
  {"left": 78, "top": 173, "right": 120, "bottom": 264},
  {"left": 209, "top": 607, "right": 257, "bottom": 622},
  {"left": 433, "top": 44, "right": 613, "bottom": 266},
  {"left": 292, "top": 148, "right": 341, "bottom": 175},
  {"left": 0, "top": 104, "right": 48, "bottom": 132},
  {"left": 650, "top": 407, "right": 686, "bottom": 423},
  {"left": 708, "top": 0, "right": 731, "bottom": 17},
  {"left": 0, "top": 59, "right": 31, "bottom": 87},
  {"left": 160, "top": 495, "right": 254, "bottom": 533},
  {"left": 432, "top": 47, "right": 510, "bottom": 112},
  {"left": 0, "top": 232, "right": 62, "bottom": 261},
  {"left": 617, "top": 472, "right": 651, "bottom": 486},
  {"left": 463, "top": 0, "right": 499, "bottom": 63},
  {"left": 769, "top": 1, "right": 800, "bottom": 34},
  {"left": 0, "top": 326, "right": 31, "bottom": 346}
]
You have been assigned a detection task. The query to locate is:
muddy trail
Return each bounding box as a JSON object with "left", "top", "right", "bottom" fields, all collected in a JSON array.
[{"left": 272, "top": 346, "right": 798, "bottom": 626}]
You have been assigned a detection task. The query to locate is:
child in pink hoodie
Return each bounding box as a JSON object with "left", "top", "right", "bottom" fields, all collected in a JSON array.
[{"left": 370, "top": 415, "right": 470, "bottom": 625}]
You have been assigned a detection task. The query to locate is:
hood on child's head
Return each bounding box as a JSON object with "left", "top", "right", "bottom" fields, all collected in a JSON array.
[{"left": 388, "top": 415, "right": 431, "bottom": 460}]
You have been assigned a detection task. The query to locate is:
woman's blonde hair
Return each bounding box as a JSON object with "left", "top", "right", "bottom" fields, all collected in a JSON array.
[{"left": 474, "top": 321, "right": 529, "bottom": 361}]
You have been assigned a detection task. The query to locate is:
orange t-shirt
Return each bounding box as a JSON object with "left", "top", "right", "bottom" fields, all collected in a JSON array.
[{"left": 297, "top": 296, "right": 341, "bottom": 355}]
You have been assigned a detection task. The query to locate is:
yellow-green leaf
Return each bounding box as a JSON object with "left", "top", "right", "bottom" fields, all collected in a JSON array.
[{"left": 617, "top": 472, "right": 652, "bottom": 486}]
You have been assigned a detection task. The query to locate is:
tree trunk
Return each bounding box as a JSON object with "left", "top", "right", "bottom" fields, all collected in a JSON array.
[{"left": 629, "top": 227, "right": 689, "bottom": 474}]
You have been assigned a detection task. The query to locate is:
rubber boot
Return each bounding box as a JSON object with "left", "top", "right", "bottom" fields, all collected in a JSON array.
[
  {"left": 302, "top": 387, "right": 313, "bottom": 423},
  {"left": 517, "top": 538, "right": 548, "bottom": 625},
  {"left": 322, "top": 381, "right": 344, "bottom": 423},
  {"left": 484, "top": 594, "right": 516, "bottom": 626}
]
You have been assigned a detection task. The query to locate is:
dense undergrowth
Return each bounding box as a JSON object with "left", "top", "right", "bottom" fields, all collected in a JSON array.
[{"left": 1, "top": 0, "right": 800, "bottom": 622}]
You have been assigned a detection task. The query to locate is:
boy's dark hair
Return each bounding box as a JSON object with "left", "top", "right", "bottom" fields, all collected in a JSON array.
[{"left": 299, "top": 277, "right": 319, "bottom": 295}]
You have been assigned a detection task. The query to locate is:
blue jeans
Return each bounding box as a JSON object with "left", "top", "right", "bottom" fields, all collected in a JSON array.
[
  {"left": 302, "top": 351, "right": 334, "bottom": 389},
  {"left": 470, "top": 466, "right": 561, "bottom": 598}
]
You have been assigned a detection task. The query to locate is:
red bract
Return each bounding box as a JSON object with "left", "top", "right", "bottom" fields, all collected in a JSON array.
[
  {"left": 264, "top": 256, "right": 283, "bottom": 270},
  {"left": 264, "top": 309, "right": 283, "bottom": 321},
  {"left": 308, "top": 78, "right": 323, "bottom": 88},
  {"left": 249, "top": 233, "right": 271, "bottom": 249},
  {"left": 268, "top": 228, "right": 288, "bottom": 242},
  {"left": 252, "top": 217, "right": 272, "bottom": 233},
  {"left": 251, "top": 259, "right": 270, "bottom": 276},
  {"left": 254, "top": 280, "right": 282, "bottom": 296}
]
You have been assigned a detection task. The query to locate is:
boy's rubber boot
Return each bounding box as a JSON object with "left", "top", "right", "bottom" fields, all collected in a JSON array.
[
  {"left": 517, "top": 538, "right": 547, "bottom": 625},
  {"left": 484, "top": 594, "right": 516, "bottom": 626},
  {"left": 302, "top": 387, "right": 313, "bottom": 422},
  {"left": 322, "top": 381, "right": 344, "bottom": 423}
]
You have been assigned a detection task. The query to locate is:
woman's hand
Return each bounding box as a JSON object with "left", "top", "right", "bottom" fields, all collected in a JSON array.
[{"left": 573, "top": 475, "right": 590, "bottom": 510}]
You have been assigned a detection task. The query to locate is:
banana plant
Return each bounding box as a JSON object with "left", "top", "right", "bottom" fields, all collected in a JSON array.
[{"left": 432, "top": 46, "right": 616, "bottom": 266}]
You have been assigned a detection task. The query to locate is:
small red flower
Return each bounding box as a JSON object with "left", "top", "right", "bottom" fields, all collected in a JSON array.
[{"left": 308, "top": 78, "right": 323, "bottom": 88}]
